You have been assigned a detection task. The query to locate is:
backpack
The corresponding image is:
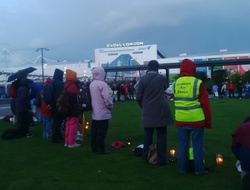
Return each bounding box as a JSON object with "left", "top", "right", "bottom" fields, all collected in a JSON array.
[
  {"left": 1, "top": 128, "right": 20, "bottom": 140},
  {"left": 56, "top": 83, "right": 73, "bottom": 115},
  {"left": 77, "top": 86, "right": 92, "bottom": 112},
  {"left": 9, "top": 83, "right": 17, "bottom": 98},
  {"left": 148, "top": 143, "right": 157, "bottom": 164},
  {"left": 42, "top": 82, "right": 54, "bottom": 104}
]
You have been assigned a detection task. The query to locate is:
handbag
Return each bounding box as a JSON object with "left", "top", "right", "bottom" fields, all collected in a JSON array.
[{"left": 148, "top": 143, "right": 157, "bottom": 164}]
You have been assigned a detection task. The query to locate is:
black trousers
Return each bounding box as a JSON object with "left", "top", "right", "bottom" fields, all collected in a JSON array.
[
  {"left": 91, "top": 119, "right": 109, "bottom": 153},
  {"left": 143, "top": 126, "right": 167, "bottom": 165},
  {"left": 52, "top": 114, "right": 64, "bottom": 143},
  {"left": 16, "top": 111, "right": 30, "bottom": 137}
]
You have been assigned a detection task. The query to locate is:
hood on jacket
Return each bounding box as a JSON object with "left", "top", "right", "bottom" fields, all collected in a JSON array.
[
  {"left": 20, "top": 78, "right": 33, "bottom": 88},
  {"left": 53, "top": 68, "right": 64, "bottom": 81},
  {"left": 180, "top": 59, "right": 196, "bottom": 77},
  {"left": 30, "top": 82, "right": 43, "bottom": 95},
  {"left": 45, "top": 77, "right": 52, "bottom": 84},
  {"left": 66, "top": 69, "right": 77, "bottom": 82},
  {"left": 92, "top": 67, "right": 105, "bottom": 81}
]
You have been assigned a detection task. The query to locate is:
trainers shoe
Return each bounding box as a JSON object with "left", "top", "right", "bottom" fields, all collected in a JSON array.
[
  {"left": 64, "top": 144, "right": 68, "bottom": 147},
  {"left": 68, "top": 143, "right": 81, "bottom": 148}
]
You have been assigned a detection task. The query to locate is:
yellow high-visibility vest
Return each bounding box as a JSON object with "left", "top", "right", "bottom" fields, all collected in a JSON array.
[{"left": 173, "top": 77, "right": 205, "bottom": 122}]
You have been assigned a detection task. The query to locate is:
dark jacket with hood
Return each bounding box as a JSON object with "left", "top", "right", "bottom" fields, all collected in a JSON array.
[
  {"left": 51, "top": 68, "right": 64, "bottom": 115},
  {"left": 15, "top": 78, "right": 32, "bottom": 112},
  {"left": 173, "top": 59, "right": 212, "bottom": 128}
]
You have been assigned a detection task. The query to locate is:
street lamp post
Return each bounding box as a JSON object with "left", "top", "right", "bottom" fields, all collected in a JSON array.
[{"left": 35, "top": 48, "right": 49, "bottom": 84}]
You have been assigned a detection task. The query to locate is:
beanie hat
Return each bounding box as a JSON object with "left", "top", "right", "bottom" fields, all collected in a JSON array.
[
  {"left": 147, "top": 60, "right": 159, "bottom": 72},
  {"left": 66, "top": 69, "right": 77, "bottom": 81}
]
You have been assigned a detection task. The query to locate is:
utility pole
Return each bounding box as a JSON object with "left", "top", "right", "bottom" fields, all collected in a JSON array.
[{"left": 35, "top": 48, "right": 49, "bottom": 84}]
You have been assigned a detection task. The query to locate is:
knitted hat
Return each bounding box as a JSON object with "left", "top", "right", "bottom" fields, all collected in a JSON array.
[
  {"left": 147, "top": 60, "right": 159, "bottom": 72},
  {"left": 66, "top": 69, "right": 77, "bottom": 81}
]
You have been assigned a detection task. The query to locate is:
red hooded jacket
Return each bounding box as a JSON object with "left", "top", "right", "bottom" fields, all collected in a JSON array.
[{"left": 174, "top": 59, "right": 212, "bottom": 128}]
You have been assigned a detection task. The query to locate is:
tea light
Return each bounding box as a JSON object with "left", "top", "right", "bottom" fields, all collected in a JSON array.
[
  {"left": 126, "top": 137, "right": 133, "bottom": 146},
  {"left": 216, "top": 154, "right": 223, "bottom": 165},
  {"left": 170, "top": 149, "right": 176, "bottom": 157},
  {"left": 85, "top": 121, "right": 89, "bottom": 129}
]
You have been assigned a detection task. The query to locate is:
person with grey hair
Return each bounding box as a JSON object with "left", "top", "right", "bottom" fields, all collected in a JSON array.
[{"left": 136, "top": 60, "right": 173, "bottom": 165}]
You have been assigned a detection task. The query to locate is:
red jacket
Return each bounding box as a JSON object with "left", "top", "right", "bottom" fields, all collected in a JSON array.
[
  {"left": 232, "top": 121, "right": 250, "bottom": 149},
  {"left": 228, "top": 82, "right": 234, "bottom": 90},
  {"left": 174, "top": 59, "right": 212, "bottom": 129},
  {"left": 40, "top": 89, "right": 52, "bottom": 117}
]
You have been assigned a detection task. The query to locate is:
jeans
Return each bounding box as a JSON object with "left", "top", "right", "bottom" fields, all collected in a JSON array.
[
  {"left": 177, "top": 126, "right": 205, "bottom": 174},
  {"left": 42, "top": 115, "right": 53, "bottom": 139},
  {"left": 36, "top": 107, "right": 42, "bottom": 122}
]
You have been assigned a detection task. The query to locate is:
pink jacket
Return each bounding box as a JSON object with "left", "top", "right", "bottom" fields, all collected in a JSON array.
[{"left": 90, "top": 67, "right": 113, "bottom": 120}]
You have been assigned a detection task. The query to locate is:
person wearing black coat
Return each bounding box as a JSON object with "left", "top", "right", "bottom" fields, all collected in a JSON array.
[
  {"left": 49, "top": 68, "right": 65, "bottom": 143},
  {"left": 15, "top": 78, "right": 33, "bottom": 137},
  {"left": 136, "top": 60, "right": 173, "bottom": 165}
]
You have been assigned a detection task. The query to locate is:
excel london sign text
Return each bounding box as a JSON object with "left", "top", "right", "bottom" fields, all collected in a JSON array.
[{"left": 107, "top": 42, "right": 144, "bottom": 48}]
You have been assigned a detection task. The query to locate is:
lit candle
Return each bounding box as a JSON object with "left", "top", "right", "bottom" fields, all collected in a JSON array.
[
  {"left": 170, "top": 149, "right": 176, "bottom": 157},
  {"left": 216, "top": 154, "right": 223, "bottom": 165},
  {"left": 85, "top": 121, "right": 89, "bottom": 129},
  {"left": 126, "top": 137, "right": 132, "bottom": 146}
]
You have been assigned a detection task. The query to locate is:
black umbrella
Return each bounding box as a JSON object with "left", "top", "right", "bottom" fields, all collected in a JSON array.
[{"left": 7, "top": 67, "right": 37, "bottom": 82}]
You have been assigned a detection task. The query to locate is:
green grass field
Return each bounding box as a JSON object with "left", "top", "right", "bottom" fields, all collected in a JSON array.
[{"left": 0, "top": 98, "right": 249, "bottom": 190}]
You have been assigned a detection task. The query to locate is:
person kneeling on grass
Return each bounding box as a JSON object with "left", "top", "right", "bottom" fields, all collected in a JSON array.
[{"left": 231, "top": 116, "right": 250, "bottom": 190}]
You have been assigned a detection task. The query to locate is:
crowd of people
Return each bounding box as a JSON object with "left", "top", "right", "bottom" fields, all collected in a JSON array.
[
  {"left": 7, "top": 59, "right": 250, "bottom": 189},
  {"left": 9, "top": 67, "right": 113, "bottom": 153},
  {"left": 110, "top": 82, "right": 136, "bottom": 102},
  {"left": 212, "top": 80, "right": 250, "bottom": 99}
]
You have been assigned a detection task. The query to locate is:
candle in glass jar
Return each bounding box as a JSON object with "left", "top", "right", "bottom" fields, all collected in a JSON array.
[
  {"left": 216, "top": 154, "right": 223, "bottom": 165},
  {"left": 170, "top": 149, "right": 176, "bottom": 157}
]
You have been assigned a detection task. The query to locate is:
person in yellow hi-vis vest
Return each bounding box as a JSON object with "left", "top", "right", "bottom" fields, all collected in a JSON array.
[{"left": 172, "top": 59, "right": 212, "bottom": 175}]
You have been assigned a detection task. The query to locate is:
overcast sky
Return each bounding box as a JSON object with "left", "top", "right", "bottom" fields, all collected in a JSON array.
[{"left": 1, "top": 0, "right": 250, "bottom": 63}]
